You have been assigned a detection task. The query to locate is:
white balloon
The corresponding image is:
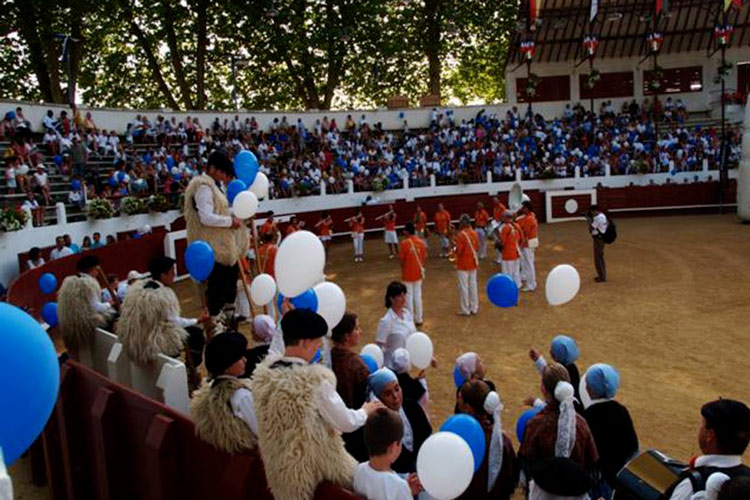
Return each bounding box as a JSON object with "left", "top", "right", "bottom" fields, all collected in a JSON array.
[
  {"left": 545, "top": 264, "right": 581, "bottom": 306},
  {"left": 406, "top": 332, "right": 433, "bottom": 370},
  {"left": 233, "top": 191, "right": 259, "bottom": 220},
  {"left": 417, "top": 432, "right": 474, "bottom": 500},
  {"left": 249, "top": 172, "right": 270, "bottom": 200},
  {"left": 274, "top": 230, "right": 326, "bottom": 297},
  {"left": 360, "top": 344, "right": 384, "bottom": 369},
  {"left": 313, "top": 281, "right": 346, "bottom": 330},
  {"left": 250, "top": 273, "right": 276, "bottom": 306}
]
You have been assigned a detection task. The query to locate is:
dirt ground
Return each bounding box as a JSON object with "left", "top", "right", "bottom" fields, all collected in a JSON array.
[{"left": 10, "top": 213, "right": 750, "bottom": 498}]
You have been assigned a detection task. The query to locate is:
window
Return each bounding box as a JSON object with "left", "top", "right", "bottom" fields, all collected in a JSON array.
[
  {"left": 516, "top": 75, "right": 571, "bottom": 103},
  {"left": 579, "top": 71, "right": 634, "bottom": 99},
  {"left": 643, "top": 66, "right": 702, "bottom": 95}
]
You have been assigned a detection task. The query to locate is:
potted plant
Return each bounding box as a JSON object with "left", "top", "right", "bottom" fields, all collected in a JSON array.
[
  {"left": 540, "top": 166, "right": 557, "bottom": 179},
  {"left": 585, "top": 69, "right": 601, "bottom": 90},
  {"left": 0, "top": 207, "right": 29, "bottom": 231},
  {"left": 714, "top": 61, "right": 733, "bottom": 84},
  {"left": 525, "top": 73, "right": 541, "bottom": 98},
  {"left": 120, "top": 196, "right": 147, "bottom": 215},
  {"left": 87, "top": 198, "right": 115, "bottom": 220},
  {"left": 147, "top": 194, "right": 171, "bottom": 213}
]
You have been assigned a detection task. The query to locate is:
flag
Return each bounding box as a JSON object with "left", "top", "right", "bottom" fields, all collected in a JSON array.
[
  {"left": 590, "top": 0, "right": 598, "bottom": 22},
  {"left": 725, "top": 0, "right": 741, "bottom": 10},
  {"left": 530, "top": 0, "right": 543, "bottom": 24}
]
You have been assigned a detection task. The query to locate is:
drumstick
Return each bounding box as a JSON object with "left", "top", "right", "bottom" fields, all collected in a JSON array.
[
  {"left": 96, "top": 266, "right": 121, "bottom": 311},
  {"left": 238, "top": 257, "right": 256, "bottom": 320},
  {"left": 375, "top": 210, "right": 394, "bottom": 221}
]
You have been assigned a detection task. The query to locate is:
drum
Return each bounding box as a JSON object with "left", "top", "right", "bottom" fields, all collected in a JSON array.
[
  {"left": 614, "top": 449, "right": 688, "bottom": 500},
  {"left": 485, "top": 220, "right": 500, "bottom": 241}
]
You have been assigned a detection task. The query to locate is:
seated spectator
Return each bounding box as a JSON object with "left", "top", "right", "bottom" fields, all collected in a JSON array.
[
  {"left": 81, "top": 236, "right": 93, "bottom": 252},
  {"left": 668, "top": 399, "right": 750, "bottom": 500},
  {"left": 42, "top": 110, "right": 60, "bottom": 134},
  {"left": 455, "top": 379, "right": 518, "bottom": 500},
  {"left": 26, "top": 247, "right": 45, "bottom": 270},
  {"left": 368, "top": 367, "right": 432, "bottom": 474},
  {"left": 21, "top": 191, "right": 43, "bottom": 227},
  {"left": 105, "top": 234, "right": 116, "bottom": 245},
  {"left": 191, "top": 332, "right": 258, "bottom": 453},
  {"left": 4, "top": 156, "right": 17, "bottom": 194},
  {"left": 64, "top": 234, "right": 80, "bottom": 253},
  {"left": 581, "top": 364, "right": 638, "bottom": 498},
  {"left": 519, "top": 363, "right": 599, "bottom": 476},
  {"left": 68, "top": 185, "right": 85, "bottom": 210},
  {"left": 353, "top": 407, "right": 421, "bottom": 500},
  {"left": 50, "top": 236, "right": 73, "bottom": 260},
  {"left": 90, "top": 232, "right": 105, "bottom": 249},
  {"left": 33, "top": 164, "right": 52, "bottom": 205}
]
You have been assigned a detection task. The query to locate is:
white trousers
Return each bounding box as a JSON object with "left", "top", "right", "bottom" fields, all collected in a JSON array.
[
  {"left": 457, "top": 270, "right": 479, "bottom": 315},
  {"left": 476, "top": 228, "right": 487, "bottom": 259},
  {"left": 501, "top": 259, "right": 522, "bottom": 288},
  {"left": 405, "top": 280, "right": 423, "bottom": 324},
  {"left": 235, "top": 280, "right": 251, "bottom": 318},
  {"left": 520, "top": 248, "right": 537, "bottom": 290},
  {"left": 352, "top": 233, "right": 364, "bottom": 256}
]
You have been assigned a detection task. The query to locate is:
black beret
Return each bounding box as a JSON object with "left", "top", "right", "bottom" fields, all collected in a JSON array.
[
  {"left": 702, "top": 399, "right": 750, "bottom": 433},
  {"left": 76, "top": 255, "right": 100, "bottom": 272},
  {"left": 530, "top": 457, "right": 591, "bottom": 496},
  {"left": 205, "top": 332, "right": 248, "bottom": 377},
  {"left": 148, "top": 256, "right": 176, "bottom": 279},
  {"left": 281, "top": 309, "right": 328, "bottom": 342},
  {"left": 208, "top": 150, "right": 233, "bottom": 176}
]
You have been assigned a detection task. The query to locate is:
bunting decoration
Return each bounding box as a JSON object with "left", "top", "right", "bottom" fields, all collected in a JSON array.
[
  {"left": 714, "top": 25, "right": 735, "bottom": 46},
  {"left": 530, "top": 0, "right": 543, "bottom": 25},
  {"left": 582, "top": 35, "right": 599, "bottom": 58},
  {"left": 520, "top": 40, "right": 536, "bottom": 61},
  {"left": 647, "top": 32, "right": 664, "bottom": 53}
]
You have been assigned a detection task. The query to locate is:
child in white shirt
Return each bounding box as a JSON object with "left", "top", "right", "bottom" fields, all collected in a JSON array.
[{"left": 353, "top": 408, "right": 421, "bottom": 500}]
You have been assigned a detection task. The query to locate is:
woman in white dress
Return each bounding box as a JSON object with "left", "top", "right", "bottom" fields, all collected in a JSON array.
[{"left": 375, "top": 281, "right": 417, "bottom": 370}]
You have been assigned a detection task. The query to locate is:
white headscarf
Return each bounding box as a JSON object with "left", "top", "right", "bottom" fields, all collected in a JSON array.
[
  {"left": 484, "top": 390, "right": 504, "bottom": 492},
  {"left": 391, "top": 348, "right": 411, "bottom": 374},
  {"left": 455, "top": 352, "right": 478, "bottom": 380},
  {"left": 554, "top": 381, "right": 576, "bottom": 458}
]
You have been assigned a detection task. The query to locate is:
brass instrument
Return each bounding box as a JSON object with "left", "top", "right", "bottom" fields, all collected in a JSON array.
[{"left": 447, "top": 224, "right": 458, "bottom": 263}]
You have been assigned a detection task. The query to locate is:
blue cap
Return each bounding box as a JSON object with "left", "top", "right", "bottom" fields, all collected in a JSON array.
[
  {"left": 368, "top": 367, "right": 398, "bottom": 396},
  {"left": 585, "top": 363, "right": 620, "bottom": 399},
  {"left": 550, "top": 335, "right": 580, "bottom": 365}
]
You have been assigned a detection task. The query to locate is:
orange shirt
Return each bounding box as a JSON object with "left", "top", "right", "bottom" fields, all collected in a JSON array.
[
  {"left": 500, "top": 223, "right": 521, "bottom": 260},
  {"left": 475, "top": 209, "right": 490, "bottom": 228},
  {"left": 258, "top": 242, "right": 278, "bottom": 277},
  {"left": 384, "top": 215, "right": 396, "bottom": 231},
  {"left": 399, "top": 235, "right": 427, "bottom": 282},
  {"left": 493, "top": 203, "right": 507, "bottom": 221},
  {"left": 516, "top": 213, "right": 538, "bottom": 247},
  {"left": 434, "top": 209, "right": 451, "bottom": 235},
  {"left": 319, "top": 219, "right": 332, "bottom": 236},
  {"left": 414, "top": 210, "right": 427, "bottom": 231},
  {"left": 349, "top": 217, "right": 365, "bottom": 233},
  {"left": 260, "top": 220, "right": 276, "bottom": 238},
  {"left": 286, "top": 224, "right": 298, "bottom": 236},
  {"left": 455, "top": 228, "right": 479, "bottom": 271}
]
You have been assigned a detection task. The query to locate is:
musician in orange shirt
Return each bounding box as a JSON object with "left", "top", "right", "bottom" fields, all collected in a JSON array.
[
  {"left": 347, "top": 209, "right": 366, "bottom": 262},
  {"left": 516, "top": 201, "right": 539, "bottom": 291},
  {"left": 315, "top": 210, "right": 334, "bottom": 253},
  {"left": 259, "top": 211, "right": 280, "bottom": 243},
  {"left": 454, "top": 214, "right": 480, "bottom": 316},
  {"left": 379, "top": 204, "right": 398, "bottom": 259},
  {"left": 257, "top": 232, "right": 279, "bottom": 316},
  {"left": 413, "top": 205, "right": 429, "bottom": 249},
  {"left": 474, "top": 201, "right": 490, "bottom": 259},
  {"left": 285, "top": 215, "right": 305, "bottom": 237},
  {"left": 398, "top": 222, "right": 428, "bottom": 325},
  {"left": 492, "top": 196, "right": 507, "bottom": 222},
  {"left": 434, "top": 203, "right": 452, "bottom": 258},
  {"left": 499, "top": 211, "right": 522, "bottom": 288}
]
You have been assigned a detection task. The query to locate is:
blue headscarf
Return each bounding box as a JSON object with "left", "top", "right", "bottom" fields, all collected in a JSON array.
[
  {"left": 368, "top": 367, "right": 398, "bottom": 396},
  {"left": 550, "top": 335, "right": 580, "bottom": 365},
  {"left": 585, "top": 363, "right": 620, "bottom": 399}
]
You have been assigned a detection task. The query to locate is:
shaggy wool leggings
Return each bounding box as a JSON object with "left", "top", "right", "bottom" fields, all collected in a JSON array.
[
  {"left": 206, "top": 262, "right": 239, "bottom": 316},
  {"left": 185, "top": 325, "right": 206, "bottom": 366}
]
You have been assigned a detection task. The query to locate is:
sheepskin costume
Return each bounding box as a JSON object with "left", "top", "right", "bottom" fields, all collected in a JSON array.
[
  {"left": 115, "top": 280, "right": 187, "bottom": 365},
  {"left": 57, "top": 273, "right": 107, "bottom": 350},
  {"left": 252, "top": 356, "right": 358, "bottom": 500},
  {"left": 191, "top": 377, "right": 257, "bottom": 453},
  {"left": 184, "top": 174, "right": 243, "bottom": 266}
]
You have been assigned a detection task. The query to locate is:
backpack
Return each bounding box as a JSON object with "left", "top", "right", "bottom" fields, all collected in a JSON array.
[{"left": 602, "top": 217, "right": 617, "bottom": 244}]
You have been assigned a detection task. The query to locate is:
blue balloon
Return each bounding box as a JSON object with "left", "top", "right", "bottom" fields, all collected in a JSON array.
[
  {"left": 234, "top": 150, "right": 259, "bottom": 187},
  {"left": 166, "top": 156, "right": 175, "bottom": 168},
  {"left": 108, "top": 176, "right": 118, "bottom": 187},
  {"left": 53, "top": 155, "right": 63, "bottom": 167},
  {"left": 41, "top": 302, "right": 58, "bottom": 327},
  {"left": 486, "top": 273, "right": 519, "bottom": 308},
  {"left": 172, "top": 173, "right": 182, "bottom": 182},
  {"left": 361, "top": 354, "right": 378, "bottom": 374},
  {"left": 440, "top": 414, "right": 486, "bottom": 472},
  {"left": 453, "top": 365, "right": 467, "bottom": 388},
  {"left": 516, "top": 405, "right": 544, "bottom": 443},
  {"left": 117, "top": 171, "right": 126, "bottom": 182},
  {"left": 6, "top": 111, "right": 16, "bottom": 120},
  {"left": 71, "top": 179, "right": 81, "bottom": 191},
  {"left": 38, "top": 273, "right": 58, "bottom": 295},
  {"left": 277, "top": 288, "right": 319, "bottom": 312},
  {"left": 185, "top": 240, "right": 215, "bottom": 282},
  {"left": 226, "top": 179, "right": 247, "bottom": 204},
  {"left": 0, "top": 303, "right": 60, "bottom": 464}
]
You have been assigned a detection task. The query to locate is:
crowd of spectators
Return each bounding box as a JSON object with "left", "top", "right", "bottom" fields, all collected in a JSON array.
[{"left": 0, "top": 99, "right": 743, "bottom": 218}]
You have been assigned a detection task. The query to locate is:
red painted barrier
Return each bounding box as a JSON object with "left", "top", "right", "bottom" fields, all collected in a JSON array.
[{"left": 39, "top": 361, "right": 362, "bottom": 500}]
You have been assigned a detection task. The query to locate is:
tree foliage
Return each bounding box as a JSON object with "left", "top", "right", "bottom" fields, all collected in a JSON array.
[{"left": 0, "top": 0, "right": 517, "bottom": 110}]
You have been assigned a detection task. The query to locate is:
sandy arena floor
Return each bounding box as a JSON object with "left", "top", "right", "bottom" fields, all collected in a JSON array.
[{"left": 10, "top": 213, "right": 750, "bottom": 498}]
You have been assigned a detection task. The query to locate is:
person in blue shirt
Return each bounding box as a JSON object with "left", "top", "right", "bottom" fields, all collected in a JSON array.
[{"left": 64, "top": 234, "right": 80, "bottom": 253}]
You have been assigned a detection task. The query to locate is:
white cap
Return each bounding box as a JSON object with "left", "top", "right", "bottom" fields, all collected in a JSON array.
[{"left": 127, "top": 270, "right": 147, "bottom": 281}]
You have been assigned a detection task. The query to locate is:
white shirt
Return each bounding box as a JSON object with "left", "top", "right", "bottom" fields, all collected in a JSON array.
[
  {"left": 353, "top": 463, "right": 413, "bottom": 500},
  {"left": 34, "top": 172, "right": 48, "bottom": 187},
  {"left": 375, "top": 308, "right": 417, "bottom": 369},
  {"left": 591, "top": 212, "right": 608, "bottom": 236},
  {"left": 50, "top": 247, "right": 74, "bottom": 260},
  {"left": 195, "top": 184, "right": 232, "bottom": 228},
  {"left": 27, "top": 258, "right": 45, "bottom": 270},
  {"left": 229, "top": 384, "right": 258, "bottom": 436},
  {"left": 168, "top": 314, "right": 198, "bottom": 328},
  {"left": 116, "top": 281, "right": 129, "bottom": 301},
  {"left": 281, "top": 356, "right": 367, "bottom": 433},
  {"left": 669, "top": 455, "right": 744, "bottom": 500}
]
